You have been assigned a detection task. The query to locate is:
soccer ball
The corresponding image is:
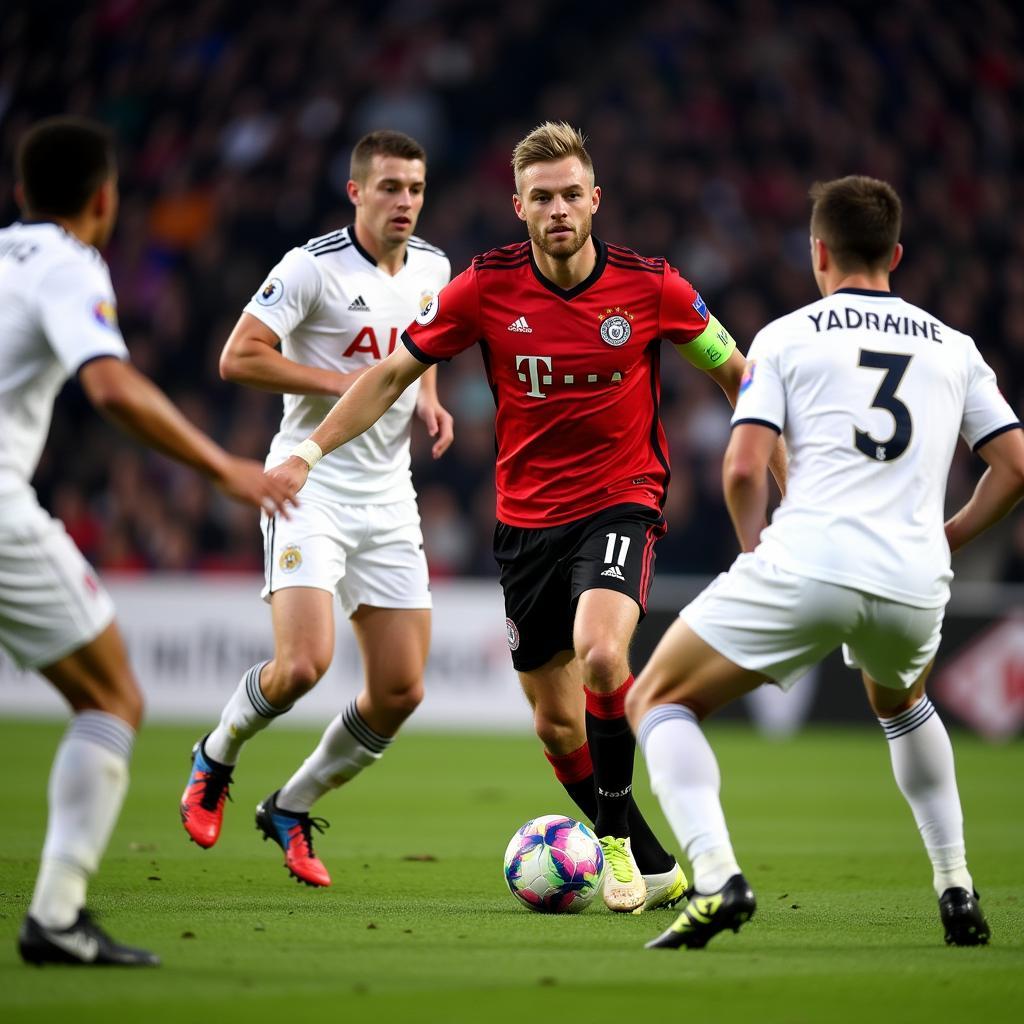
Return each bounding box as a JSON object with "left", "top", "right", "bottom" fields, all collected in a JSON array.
[{"left": 503, "top": 814, "right": 604, "bottom": 913}]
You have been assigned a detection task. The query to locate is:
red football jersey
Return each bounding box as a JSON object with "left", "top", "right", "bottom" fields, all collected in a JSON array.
[{"left": 404, "top": 238, "right": 711, "bottom": 527}]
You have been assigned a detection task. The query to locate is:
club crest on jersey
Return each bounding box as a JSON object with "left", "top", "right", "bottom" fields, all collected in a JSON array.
[
  {"left": 279, "top": 545, "right": 302, "bottom": 573},
  {"left": 692, "top": 292, "right": 708, "bottom": 321},
  {"left": 740, "top": 360, "right": 756, "bottom": 393},
  {"left": 505, "top": 617, "right": 520, "bottom": 652},
  {"left": 256, "top": 277, "right": 284, "bottom": 306},
  {"left": 598, "top": 307, "right": 634, "bottom": 347},
  {"left": 92, "top": 298, "right": 118, "bottom": 330},
  {"left": 417, "top": 291, "right": 439, "bottom": 326}
]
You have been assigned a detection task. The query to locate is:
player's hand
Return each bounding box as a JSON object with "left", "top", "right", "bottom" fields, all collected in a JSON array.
[
  {"left": 416, "top": 395, "right": 455, "bottom": 459},
  {"left": 214, "top": 455, "right": 301, "bottom": 518},
  {"left": 261, "top": 456, "right": 310, "bottom": 511}
]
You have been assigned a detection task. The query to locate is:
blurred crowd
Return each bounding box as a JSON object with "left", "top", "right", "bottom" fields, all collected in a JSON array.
[{"left": 2, "top": 0, "right": 1022, "bottom": 581}]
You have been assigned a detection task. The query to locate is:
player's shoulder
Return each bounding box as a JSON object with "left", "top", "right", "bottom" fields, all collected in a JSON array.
[
  {"left": 17, "top": 221, "right": 106, "bottom": 270},
  {"left": 760, "top": 296, "right": 830, "bottom": 340},
  {"left": 47, "top": 223, "right": 105, "bottom": 264},
  {"left": 299, "top": 227, "right": 353, "bottom": 259},
  {"left": 897, "top": 296, "right": 973, "bottom": 349},
  {"left": 603, "top": 241, "right": 666, "bottom": 275},
  {"left": 472, "top": 240, "right": 531, "bottom": 271},
  {"left": 406, "top": 234, "right": 448, "bottom": 264},
  {"left": 1, "top": 222, "right": 109, "bottom": 298}
]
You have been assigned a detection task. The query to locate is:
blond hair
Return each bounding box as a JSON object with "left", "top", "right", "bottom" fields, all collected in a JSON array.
[{"left": 511, "top": 122, "right": 594, "bottom": 192}]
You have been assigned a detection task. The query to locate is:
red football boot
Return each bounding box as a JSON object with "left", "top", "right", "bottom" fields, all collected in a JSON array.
[
  {"left": 255, "top": 790, "right": 332, "bottom": 887},
  {"left": 180, "top": 737, "right": 233, "bottom": 848}
]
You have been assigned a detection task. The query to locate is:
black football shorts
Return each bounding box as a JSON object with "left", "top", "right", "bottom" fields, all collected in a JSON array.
[{"left": 493, "top": 503, "right": 667, "bottom": 672}]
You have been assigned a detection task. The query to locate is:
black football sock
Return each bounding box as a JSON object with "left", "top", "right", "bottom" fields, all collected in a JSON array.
[
  {"left": 545, "top": 743, "right": 598, "bottom": 823},
  {"left": 545, "top": 744, "right": 674, "bottom": 874},
  {"left": 584, "top": 677, "right": 636, "bottom": 840},
  {"left": 624, "top": 798, "right": 676, "bottom": 875}
]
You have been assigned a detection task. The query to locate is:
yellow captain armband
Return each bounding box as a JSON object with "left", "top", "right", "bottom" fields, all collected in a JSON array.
[{"left": 675, "top": 314, "right": 737, "bottom": 370}]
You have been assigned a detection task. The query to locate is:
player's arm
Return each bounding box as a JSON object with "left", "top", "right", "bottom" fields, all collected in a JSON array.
[
  {"left": 267, "top": 345, "right": 430, "bottom": 493},
  {"left": 79, "top": 356, "right": 297, "bottom": 516},
  {"left": 945, "top": 427, "right": 1024, "bottom": 553},
  {"left": 686, "top": 341, "right": 789, "bottom": 495},
  {"left": 722, "top": 422, "right": 779, "bottom": 552},
  {"left": 662, "top": 271, "right": 787, "bottom": 494},
  {"left": 219, "top": 312, "right": 363, "bottom": 397}
]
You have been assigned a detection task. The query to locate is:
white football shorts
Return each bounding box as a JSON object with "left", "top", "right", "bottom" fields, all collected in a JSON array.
[
  {"left": 0, "top": 498, "right": 115, "bottom": 669},
  {"left": 261, "top": 496, "right": 431, "bottom": 617},
  {"left": 681, "top": 553, "right": 944, "bottom": 691}
]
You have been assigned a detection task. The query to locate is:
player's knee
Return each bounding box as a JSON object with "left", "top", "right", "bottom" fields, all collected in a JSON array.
[
  {"left": 577, "top": 642, "right": 625, "bottom": 691},
  {"left": 379, "top": 680, "right": 424, "bottom": 720},
  {"left": 872, "top": 690, "right": 923, "bottom": 719},
  {"left": 275, "top": 655, "right": 328, "bottom": 699}
]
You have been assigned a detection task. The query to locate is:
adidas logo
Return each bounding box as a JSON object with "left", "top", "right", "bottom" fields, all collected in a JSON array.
[
  {"left": 507, "top": 316, "right": 532, "bottom": 333},
  {"left": 600, "top": 565, "right": 625, "bottom": 581},
  {"left": 348, "top": 295, "right": 370, "bottom": 311}
]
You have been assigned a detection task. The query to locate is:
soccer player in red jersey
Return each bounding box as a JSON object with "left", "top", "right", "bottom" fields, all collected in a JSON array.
[{"left": 268, "top": 122, "right": 775, "bottom": 912}]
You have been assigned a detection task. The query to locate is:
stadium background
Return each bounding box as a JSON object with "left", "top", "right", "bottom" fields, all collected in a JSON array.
[
  {"left": 2, "top": 4, "right": 1023, "bottom": 1020},
  {"left": 0, "top": 0, "right": 1022, "bottom": 733}
]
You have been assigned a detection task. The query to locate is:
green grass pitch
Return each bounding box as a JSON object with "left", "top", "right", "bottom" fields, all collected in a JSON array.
[{"left": 1, "top": 719, "right": 1021, "bottom": 1023}]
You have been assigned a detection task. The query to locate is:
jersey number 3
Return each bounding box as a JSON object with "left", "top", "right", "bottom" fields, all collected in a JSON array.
[{"left": 854, "top": 350, "right": 912, "bottom": 462}]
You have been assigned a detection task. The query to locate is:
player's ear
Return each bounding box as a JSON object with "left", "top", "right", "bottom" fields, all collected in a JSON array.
[
  {"left": 13, "top": 181, "right": 25, "bottom": 211},
  {"left": 346, "top": 179, "right": 361, "bottom": 206},
  {"left": 92, "top": 177, "right": 114, "bottom": 219},
  {"left": 889, "top": 243, "right": 903, "bottom": 272},
  {"left": 591, "top": 185, "right": 601, "bottom": 214},
  {"left": 512, "top": 193, "right": 526, "bottom": 222},
  {"left": 813, "top": 238, "right": 829, "bottom": 273}
]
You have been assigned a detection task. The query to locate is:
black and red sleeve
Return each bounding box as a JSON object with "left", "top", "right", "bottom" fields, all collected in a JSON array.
[{"left": 658, "top": 263, "right": 711, "bottom": 345}]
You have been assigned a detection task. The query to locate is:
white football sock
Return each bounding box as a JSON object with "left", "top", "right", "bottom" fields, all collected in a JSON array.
[
  {"left": 880, "top": 698, "right": 973, "bottom": 896},
  {"left": 205, "top": 661, "right": 288, "bottom": 765},
  {"left": 637, "top": 704, "right": 740, "bottom": 894},
  {"left": 277, "top": 701, "right": 391, "bottom": 813},
  {"left": 30, "top": 711, "right": 134, "bottom": 929}
]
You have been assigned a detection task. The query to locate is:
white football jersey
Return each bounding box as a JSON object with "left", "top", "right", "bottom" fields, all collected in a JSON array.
[
  {"left": 734, "top": 287, "right": 1020, "bottom": 607},
  {"left": 245, "top": 226, "right": 450, "bottom": 505},
  {"left": 0, "top": 222, "right": 129, "bottom": 506}
]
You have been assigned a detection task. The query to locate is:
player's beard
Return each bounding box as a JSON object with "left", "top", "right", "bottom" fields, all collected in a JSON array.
[{"left": 530, "top": 216, "right": 592, "bottom": 261}]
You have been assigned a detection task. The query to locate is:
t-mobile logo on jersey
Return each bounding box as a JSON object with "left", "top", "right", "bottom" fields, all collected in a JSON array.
[{"left": 515, "top": 355, "right": 624, "bottom": 399}]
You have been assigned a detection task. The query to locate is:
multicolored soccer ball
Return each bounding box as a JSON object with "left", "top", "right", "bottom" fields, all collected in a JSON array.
[{"left": 503, "top": 815, "right": 605, "bottom": 913}]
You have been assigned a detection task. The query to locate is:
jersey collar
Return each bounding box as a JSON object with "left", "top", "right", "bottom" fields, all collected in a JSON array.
[
  {"left": 347, "top": 225, "right": 409, "bottom": 268},
  {"left": 529, "top": 236, "right": 608, "bottom": 300},
  {"left": 833, "top": 287, "right": 897, "bottom": 298}
]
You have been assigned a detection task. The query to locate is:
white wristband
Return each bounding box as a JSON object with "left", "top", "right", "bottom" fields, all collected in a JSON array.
[{"left": 291, "top": 439, "right": 323, "bottom": 470}]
